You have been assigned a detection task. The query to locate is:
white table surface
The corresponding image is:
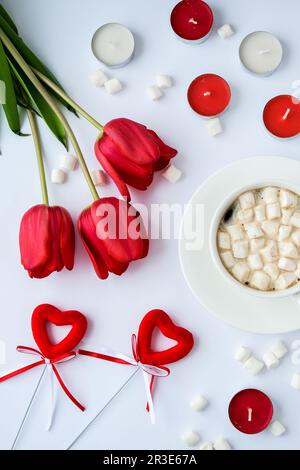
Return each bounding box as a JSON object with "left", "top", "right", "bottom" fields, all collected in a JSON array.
[{"left": 0, "top": 0, "right": 300, "bottom": 450}]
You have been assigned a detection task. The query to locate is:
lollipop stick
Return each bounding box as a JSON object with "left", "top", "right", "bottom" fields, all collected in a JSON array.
[
  {"left": 11, "top": 364, "right": 47, "bottom": 450},
  {"left": 67, "top": 368, "right": 139, "bottom": 450}
]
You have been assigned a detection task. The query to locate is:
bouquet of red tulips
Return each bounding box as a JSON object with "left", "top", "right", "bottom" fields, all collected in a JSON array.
[{"left": 0, "top": 4, "right": 177, "bottom": 279}]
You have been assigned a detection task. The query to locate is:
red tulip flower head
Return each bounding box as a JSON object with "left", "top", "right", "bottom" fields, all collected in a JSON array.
[
  {"left": 94, "top": 118, "right": 177, "bottom": 200},
  {"left": 19, "top": 205, "right": 75, "bottom": 279},
  {"left": 78, "top": 197, "right": 149, "bottom": 279}
]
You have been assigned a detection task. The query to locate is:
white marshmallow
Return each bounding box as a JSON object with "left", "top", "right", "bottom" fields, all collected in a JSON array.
[
  {"left": 227, "top": 224, "right": 244, "bottom": 241},
  {"left": 292, "top": 231, "right": 300, "bottom": 247},
  {"left": 279, "top": 241, "right": 298, "bottom": 258},
  {"left": 262, "top": 187, "right": 278, "bottom": 204},
  {"left": 60, "top": 154, "right": 77, "bottom": 171},
  {"left": 161, "top": 164, "right": 182, "bottom": 183},
  {"left": 281, "top": 208, "right": 293, "bottom": 225},
  {"left": 156, "top": 74, "right": 173, "bottom": 88},
  {"left": 51, "top": 168, "right": 66, "bottom": 184},
  {"left": 232, "top": 240, "right": 248, "bottom": 259},
  {"left": 244, "top": 222, "right": 263, "bottom": 239},
  {"left": 290, "top": 211, "right": 300, "bottom": 228},
  {"left": 264, "top": 263, "right": 279, "bottom": 281},
  {"left": 104, "top": 78, "right": 123, "bottom": 94},
  {"left": 218, "top": 232, "right": 231, "bottom": 250},
  {"left": 275, "top": 272, "right": 296, "bottom": 290},
  {"left": 89, "top": 69, "right": 108, "bottom": 87},
  {"left": 181, "top": 431, "right": 200, "bottom": 447},
  {"left": 278, "top": 257, "right": 296, "bottom": 271},
  {"left": 261, "top": 220, "right": 280, "bottom": 239},
  {"left": 291, "top": 372, "right": 300, "bottom": 390},
  {"left": 232, "top": 262, "right": 250, "bottom": 283},
  {"left": 235, "top": 346, "right": 251, "bottom": 363},
  {"left": 146, "top": 85, "right": 163, "bottom": 100},
  {"left": 213, "top": 437, "right": 232, "bottom": 450},
  {"left": 250, "top": 238, "right": 265, "bottom": 253},
  {"left": 237, "top": 209, "right": 253, "bottom": 223},
  {"left": 91, "top": 170, "right": 107, "bottom": 186},
  {"left": 263, "top": 351, "right": 279, "bottom": 369},
  {"left": 243, "top": 356, "right": 264, "bottom": 375},
  {"left": 260, "top": 241, "right": 278, "bottom": 262},
  {"left": 266, "top": 202, "right": 281, "bottom": 220},
  {"left": 254, "top": 204, "right": 266, "bottom": 222},
  {"left": 239, "top": 191, "right": 255, "bottom": 210},
  {"left": 190, "top": 395, "right": 208, "bottom": 412},
  {"left": 199, "top": 441, "right": 213, "bottom": 450},
  {"left": 250, "top": 271, "right": 271, "bottom": 291},
  {"left": 269, "top": 420, "right": 286, "bottom": 437},
  {"left": 280, "top": 189, "right": 297, "bottom": 208},
  {"left": 248, "top": 254, "right": 263, "bottom": 270},
  {"left": 271, "top": 341, "right": 288, "bottom": 359},
  {"left": 217, "top": 24, "right": 234, "bottom": 39},
  {"left": 278, "top": 225, "right": 292, "bottom": 241},
  {"left": 221, "top": 251, "right": 236, "bottom": 269},
  {"left": 206, "top": 117, "right": 222, "bottom": 137}
]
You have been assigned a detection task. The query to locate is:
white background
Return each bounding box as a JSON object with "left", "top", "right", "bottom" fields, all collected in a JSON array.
[{"left": 0, "top": 0, "right": 300, "bottom": 450}]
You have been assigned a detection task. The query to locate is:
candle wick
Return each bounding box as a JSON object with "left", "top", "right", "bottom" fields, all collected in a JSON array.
[
  {"left": 203, "top": 91, "right": 211, "bottom": 97},
  {"left": 248, "top": 408, "right": 253, "bottom": 422},
  {"left": 282, "top": 108, "right": 291, "bottom": 120},
  {"left": 259, "top": 48, "right": 271, "bottom": 55},
  {"left": 189, "top": 17, "right": 198, "bottom": 25}
]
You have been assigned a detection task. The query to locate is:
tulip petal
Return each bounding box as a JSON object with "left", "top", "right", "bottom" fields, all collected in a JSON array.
[
  {"left": 147, "top": 129, "right": 177, "bottom": 170},
  {"left": 95, "top": 147, "right": 131, "bottom": 201}
]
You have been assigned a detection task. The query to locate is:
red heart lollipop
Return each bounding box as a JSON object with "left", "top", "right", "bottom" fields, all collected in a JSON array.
[
  {"left": 31, "top": 304, "right": 87, "bottom": 359},
  {"left": 137, "top": 309, "right": 194, "bottom": 366}
]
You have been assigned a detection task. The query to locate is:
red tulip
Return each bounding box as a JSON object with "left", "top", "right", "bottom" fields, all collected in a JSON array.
[
  {"left": 78, "top": 197, "right": 149, "bottom": 279},
  {"left": 19, "top": 205, "right": 75, "bottom": 279},
  {"left": 94, "top": 118, "right": 177, "bottom": 200}
]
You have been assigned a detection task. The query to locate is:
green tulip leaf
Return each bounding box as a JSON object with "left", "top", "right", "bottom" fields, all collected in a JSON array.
[
  {"left": 0, "top": 38, "right": 21, "bottom": 134},
  {"left": 0, "top": 4, "right": 18, "bottom": 34}
]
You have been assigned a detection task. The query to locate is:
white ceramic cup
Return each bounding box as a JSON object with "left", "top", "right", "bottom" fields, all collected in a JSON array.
[{"left": 209, "top": 179, "right": 300, "bottom": 304}]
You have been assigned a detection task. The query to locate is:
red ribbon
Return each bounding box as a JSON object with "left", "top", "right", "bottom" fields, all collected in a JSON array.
[{"left": 0, "top": 346, "right": 85, "bottom": 412}]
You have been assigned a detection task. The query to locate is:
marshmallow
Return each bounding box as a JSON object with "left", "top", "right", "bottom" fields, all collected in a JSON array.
[
  {"left": 280, "top": 189, "right": 297, "bottom": 208},
  {"left": 266, "top": 202, "right": 281, "bottom": 220},
  {"left": 279, "top": 241, "right": 298, "bottom": 258},
  {"left": 181, "top": 431, "right": 200, "bottom": 447},
  {"left": 104, "top": 78, "right": 123, "bottom": 94},
  {"left": 271, "top": 341, "right": 288, "bottom": 359},
  {"left": 146, "top": 85, "right": 163, "bottom": 100},
  {"left": 290, "top": 211, "right": 300, "bottom": 228},
  {"left": 161, "top": 164, "right": 182, "bottom": 183},
  {"left": 278, "top": 225, "right": 292, "bottom": 241},
  {"left": 221, "top": 251, "right": 236, "bottom": 269},
  {"left": 51, "top": 168, "right": 66, "bottom": 184},
  {"left": 275, "top": 272, "right": 296, "bottom": 290},
  {"left": 213, "top": 437, "right": 232, "bottom": 450},
  {"left": 278, "top": 257, "right": 296, "bottom": 271},
  {"left": 281, "top": 208, "right": 293, "bottom": 225},
  {"left": 250, "top": 238, "right": 265, "bottom": 253},
  {"left": 260, "top": 241, "right": 278, "bottom": 262},
  {"left": 269, "top": 420, "right": 286, "bottom": 437},
  {"left": 156, "top": 74, "right": 173, "bottom": 88},
  {"left": 91, "top": 170, "right": 107, "bottom": 186},
  {"left": 206, "top": 117, "right": 223, "bottom": 137},
  {"left": 291, "top": 372, "right": 300, "bottom": 390},
  {"left": 239, "top": 191, "right": 255, "bottom": 210},
  {"left": 264, "top": 263, "right": 279, "bottom": 281},
  {"left": 261, "top": 220, "right": 280, "bottom": 239},
  {"left": 250, "top": 271, "right": 271, "bottom": 291},
  {"left": 232, "top": 240, "right": 248, "bottom": 258},
  {"left": 292, "top": 231, "right": 300, "bottom": 247},
  {"left": 237, "top": 209, "right": 253, "bottom": 223},
  {"left": 263, "top": 351, "right": 279, "bottom": 369},
  {"left": 89, "top": 69, "right": 108, "bottom": 87},
  {"left": 190, "top": 395, "right": 208, "bottom": 412},
  {"left": 232, "top": 262, "right": 250, "bottom": 283},
  {"left": 243, "top": 356, "right": 264, "bottom": 375},
  {"left": 218, "top": 232, "right": 231, "bottom": 250},
  {"left": 244, "top": 222, "right": 263, "bottom": 239},
  {"left": 60, "top": 154, "right": 77, "bottom": 171},
  {"left": 235, "top": 346, "right": 251, "bottom": 363},
  {"left": 217, "top": 24, "right": 234, "bottom": 39},
  {"left": 199, "top": 441, "right": 213, "bottom": 450},
  {"left": 262, "top": 187, "right": 278, "bottom": 203},
  {"left": 248, "top": 254, "right": 263, "bottom": 270},
  {"left": 254, "top": 204, "right": 266, "bottom": 222},
  {"left": 227, "top": 224, "right": 244, "bottom": 241}
]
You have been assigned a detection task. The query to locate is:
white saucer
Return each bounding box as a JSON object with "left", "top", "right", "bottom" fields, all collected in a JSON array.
[{"left": 179, "top": 156, "right": 300, "bottom": 334}]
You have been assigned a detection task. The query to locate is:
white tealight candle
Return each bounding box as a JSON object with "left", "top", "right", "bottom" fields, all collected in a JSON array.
[
  {"left": 91, "top": 23, "right": 135, "bottom": 68},
  {"left": 239, "top": 31, "right": 283, "bottom": 76}
]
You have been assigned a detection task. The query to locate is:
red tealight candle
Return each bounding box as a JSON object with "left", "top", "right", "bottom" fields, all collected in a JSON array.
[
  {"left": 170, "top": 0, "right": 214, "bottom": 43},
  {"left": 228, "top": 389, "right": 273, "bottom": 434},
  {"left": 263, "top": 94, "right": 300, "bottom": 138},
  {"left": 187, "top": 73, "right": 231, "bottom": 117}
]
